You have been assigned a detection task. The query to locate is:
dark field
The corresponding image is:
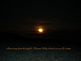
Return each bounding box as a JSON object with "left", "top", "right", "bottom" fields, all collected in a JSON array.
[
  {"left": 0, "top": 49, "right": 81, "bottom": 61},
  {"left": 0, "top": 31, "right": 81, "bottom": 61}
]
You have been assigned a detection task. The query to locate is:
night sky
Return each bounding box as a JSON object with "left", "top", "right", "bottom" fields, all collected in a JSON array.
[
  {"left": 0, "top": 0, "right": 81, "bottom": 48},
  {"left": 0, "top": 0, "right": 80, "bottom": 32},
  {"left": 0, "top": 0, "right": 81, "bottom": 61}
]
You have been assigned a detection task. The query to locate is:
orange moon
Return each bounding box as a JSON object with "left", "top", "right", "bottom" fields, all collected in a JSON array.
[{"left": 38, "top": 28, "right": 44, "bottom": 33}]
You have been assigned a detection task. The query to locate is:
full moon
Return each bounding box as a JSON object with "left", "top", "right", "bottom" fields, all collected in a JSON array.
[
  {"left": 35, "top": 25, "right": 45, "bottom": 34},
  {"left": 37, "top": 27, "right": 44, "bottom": 33},
  {"left": 38, "top": 28, "right": 43, "bottom": 32}
]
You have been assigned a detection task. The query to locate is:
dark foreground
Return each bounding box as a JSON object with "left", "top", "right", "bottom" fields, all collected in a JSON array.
[
  {"left": 0, "top": 50, "right": 81, "bottom": 61},
  {"left": 0, "top": 31, "right": 81, "bottom": 61}
]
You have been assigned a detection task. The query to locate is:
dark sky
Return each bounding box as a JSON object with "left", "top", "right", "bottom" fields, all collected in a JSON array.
[{"left": 0, "top": 0, "right": 80, "bottom": 32}]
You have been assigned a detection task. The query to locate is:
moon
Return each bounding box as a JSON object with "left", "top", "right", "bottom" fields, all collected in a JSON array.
[
  {"left": 38, "top": 28, "right": 44, "bottom": 33},
  {"left": 35, "top": 26, "right": 45, "bottom": 34}
]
